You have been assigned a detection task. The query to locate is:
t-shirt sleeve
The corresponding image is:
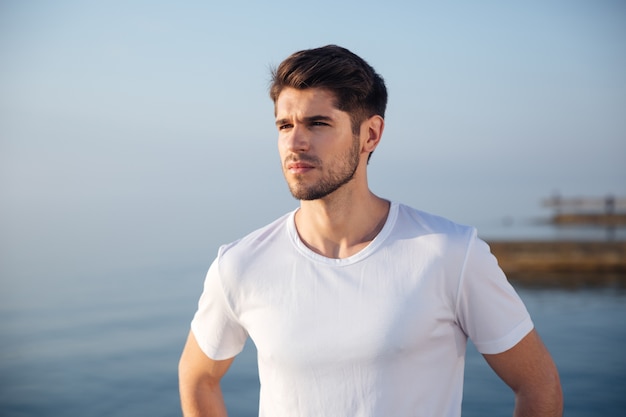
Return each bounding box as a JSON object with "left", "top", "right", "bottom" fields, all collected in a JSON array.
[
  {"left": 456, "top": 231, "right": 534, "bottom": 354},
  {"left": 190, "top": 252, "right": 248, "bottom": 360}
]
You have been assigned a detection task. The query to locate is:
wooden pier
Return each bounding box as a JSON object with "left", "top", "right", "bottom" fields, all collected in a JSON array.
[
  {"left": 550, "top": 213, "right": 626, "bottom": 226},
  {"left": 487, "top": 194, "right": 626, "bottom": 287},
  {"left": 543, "top": 194, "right": 626, "bottom": 226}
]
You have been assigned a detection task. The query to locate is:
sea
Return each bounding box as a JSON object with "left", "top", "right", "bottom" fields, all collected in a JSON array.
[{"left": 1, "top": 220, "right": 625, "bottom": 416}]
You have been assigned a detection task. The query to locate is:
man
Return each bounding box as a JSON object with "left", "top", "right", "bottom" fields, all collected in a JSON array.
[{"left": 179, "top": 45, "right": 562, "bottom": 416}]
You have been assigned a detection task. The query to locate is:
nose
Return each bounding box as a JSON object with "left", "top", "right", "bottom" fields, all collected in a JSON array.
[{"left": 284, "top": 124, "right": 310, "bottom": 153}]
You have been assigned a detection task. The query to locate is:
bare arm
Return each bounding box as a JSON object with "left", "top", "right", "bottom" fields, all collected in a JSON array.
[
  {"left": 178, "top": 330, "right": 235, "bottom": 417},
  {"left": 483, "top": 329, "right": 563, "bottom": 417}
]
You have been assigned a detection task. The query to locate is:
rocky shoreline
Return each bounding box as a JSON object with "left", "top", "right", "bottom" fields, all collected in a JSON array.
[{"left": 487, "top": 240, "right": 626, "bottom": 287}]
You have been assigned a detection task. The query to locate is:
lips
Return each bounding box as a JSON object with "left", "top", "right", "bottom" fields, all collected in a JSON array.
[
  {"left": 287, "top": 161, "right": 314, "bottom": 174},
  {"left": 285, "top": 156, "right": 317, "bottom": 174},
  {"left": 288, "top": 161, "right": 314, "bottom": 169}
]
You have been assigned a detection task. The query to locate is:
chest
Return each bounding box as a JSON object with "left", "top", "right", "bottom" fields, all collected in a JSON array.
[{"left": 232, "top": 255, "right": 459, "bottom": 369}]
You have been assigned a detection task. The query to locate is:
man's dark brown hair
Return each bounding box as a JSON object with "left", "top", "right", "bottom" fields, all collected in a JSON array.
[{"left": 269, "top": 45, "right": 388, "bottom": 137}]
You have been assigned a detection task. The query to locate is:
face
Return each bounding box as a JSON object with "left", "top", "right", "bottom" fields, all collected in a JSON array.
[{"left": 275, "top": 88, "right": 362, "bottom": 201}]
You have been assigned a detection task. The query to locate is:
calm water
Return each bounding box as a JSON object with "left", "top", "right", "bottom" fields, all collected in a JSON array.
[{"left": 1, "top": 266, "right": 625, "bottom": 416}]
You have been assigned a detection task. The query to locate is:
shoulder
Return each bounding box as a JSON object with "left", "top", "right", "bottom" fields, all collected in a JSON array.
[
  {"left": 394, "top": 202, "right": 476, "bottom": 242},
  {"left": 384, "top": 203, "right": 479, "bottom": 275},
  {"left": 216, "top": 210, "right": 295, "bottom": 276}
]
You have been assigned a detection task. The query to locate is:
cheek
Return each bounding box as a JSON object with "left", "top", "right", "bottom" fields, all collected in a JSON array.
[
  {"left": 277, "top": 136, "right": 287, "bottom": 155},
  {"left": 277, "top": 137, "right": 290, "bottom": 162}
]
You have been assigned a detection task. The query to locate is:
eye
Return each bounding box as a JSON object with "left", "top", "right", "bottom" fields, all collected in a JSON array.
[
  {"left": 311, "top": 121, "right": 329, "bottom": 127},
  {"left": 278, "top": 123, "right": 293, "bottom": 131}
]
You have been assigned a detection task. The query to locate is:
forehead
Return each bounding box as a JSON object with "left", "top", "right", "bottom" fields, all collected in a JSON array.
[{"left": 274, "top": 87, "right": 341, "bottom": 118}]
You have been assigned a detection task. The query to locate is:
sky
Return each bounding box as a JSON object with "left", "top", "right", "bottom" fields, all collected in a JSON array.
[{"left": 1, "top": 0, "right": 625, "bottom": 283}]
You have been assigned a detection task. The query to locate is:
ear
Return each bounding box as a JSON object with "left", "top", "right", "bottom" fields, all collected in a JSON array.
[{"left": 361, "top": 115, "right": 385, "bottom": 154}]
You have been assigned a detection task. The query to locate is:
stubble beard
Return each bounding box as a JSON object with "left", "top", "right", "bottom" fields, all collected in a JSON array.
[{"left": 286, "top": 135, "right": 361, "bottom": 201}]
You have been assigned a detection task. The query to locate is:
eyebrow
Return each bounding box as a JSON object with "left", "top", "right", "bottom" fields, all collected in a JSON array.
[{"left": 275, "top": 115, "right": 334, "bottom": 126}]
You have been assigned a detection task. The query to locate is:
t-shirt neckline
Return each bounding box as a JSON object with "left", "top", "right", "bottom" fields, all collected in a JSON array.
[{"left": 287, "top": 201, "right": 399, "bottom": 266}]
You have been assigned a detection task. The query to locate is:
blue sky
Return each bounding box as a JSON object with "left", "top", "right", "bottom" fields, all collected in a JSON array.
[{"left": 1, "top": 0, "right": 625, "bottom": 280}]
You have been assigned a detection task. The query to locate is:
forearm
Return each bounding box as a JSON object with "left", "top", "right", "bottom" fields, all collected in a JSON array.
[
  {"left": 180, "top": 379, "right": 229, "bottom": 417},
  {"left": 513, "top": 386, "right": 563, "bottom": 417}
]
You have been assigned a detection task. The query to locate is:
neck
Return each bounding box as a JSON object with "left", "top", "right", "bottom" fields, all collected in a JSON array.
[{"left": 294, "top": 189, "right": 390, "bottom": 259}]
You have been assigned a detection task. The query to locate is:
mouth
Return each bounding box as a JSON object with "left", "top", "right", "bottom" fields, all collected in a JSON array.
[
  {"left": 285, "top": 157, "right": 316, "bottom": 174},
  {"left": 287, "top": 162, "right": 315, "bottom": 174}
]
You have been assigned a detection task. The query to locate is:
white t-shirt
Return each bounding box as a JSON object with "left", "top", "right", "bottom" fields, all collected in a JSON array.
[{"left": 191, "top": 202, "right": 533, "bottom": 416}]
